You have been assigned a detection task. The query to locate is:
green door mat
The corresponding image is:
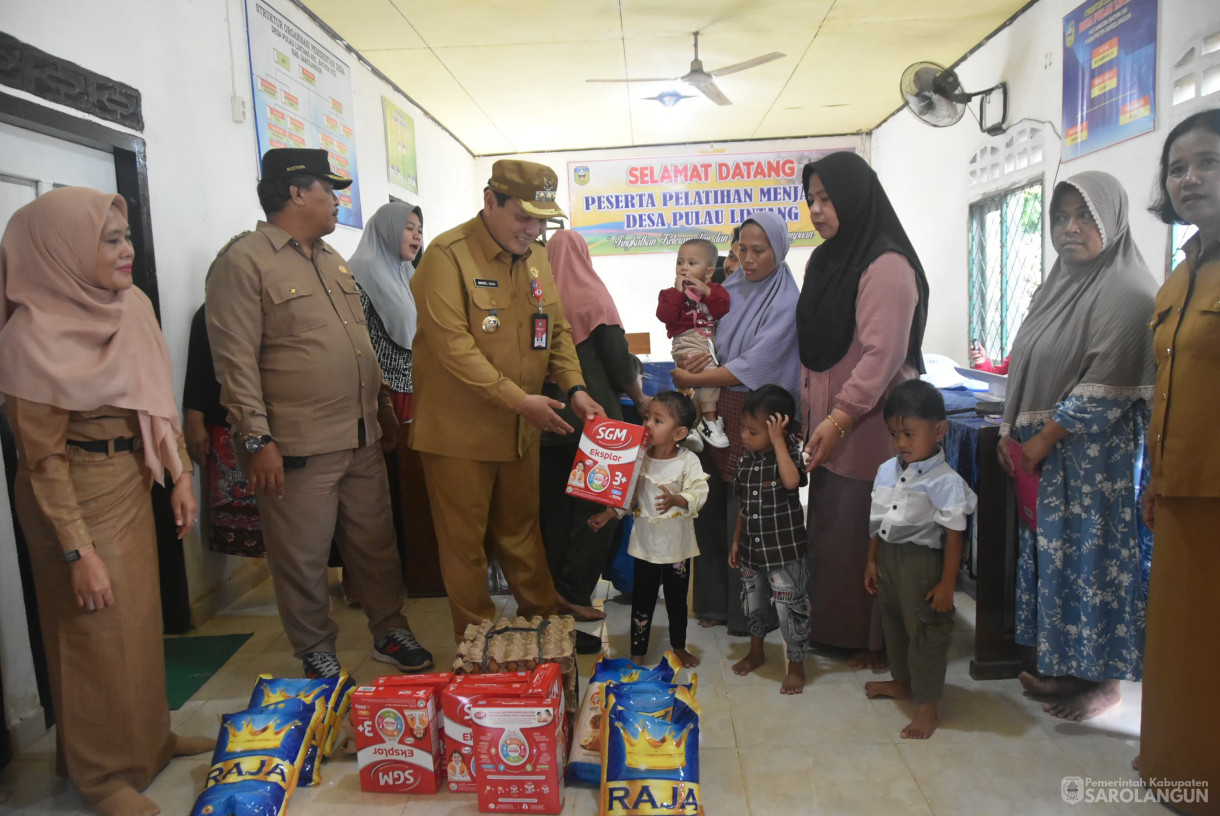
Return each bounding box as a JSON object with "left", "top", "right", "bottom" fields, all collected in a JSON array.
[{"left": 163, "top": 633, "right": 252, "bottom": 709}]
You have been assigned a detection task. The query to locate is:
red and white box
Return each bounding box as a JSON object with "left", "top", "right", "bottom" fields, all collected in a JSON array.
[
  {"left": 352, "top": 685, "right": 443, "bottom": 794},
  {"left": 565, "top": 416, "right": 649, "bottom": 510},
  {"left": 471, "top": 695, "right": 565, "bottom": 814},
  {"left": 442, "top": 679, "right": 527, "bottom": 792}
]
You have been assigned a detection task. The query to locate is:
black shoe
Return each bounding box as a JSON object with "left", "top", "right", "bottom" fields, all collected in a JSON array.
[
  {"left": 372, "top": 627, "right": 434, "bottom": 672},
  {"left": 302, "top": 651, "right": 343, "bottom": 679},
  {"left": 575, "top": 630, "right": 603, "bottom": 655}
]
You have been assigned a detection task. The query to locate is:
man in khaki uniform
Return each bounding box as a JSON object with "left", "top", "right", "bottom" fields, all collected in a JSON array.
[
  {"left": 206, "top": 148, "right": 431, "bottom": 678},
  {"left": 410, "top": 160, "right": 603, "bottom": 640}
]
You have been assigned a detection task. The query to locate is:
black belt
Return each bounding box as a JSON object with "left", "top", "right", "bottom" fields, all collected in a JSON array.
[{"left": 66, "top": 437, "right": 136, "bottom": 454}]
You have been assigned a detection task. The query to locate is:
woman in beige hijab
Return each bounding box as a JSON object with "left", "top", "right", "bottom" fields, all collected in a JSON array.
[{"left": 0, "top": 187, "right": 212, "bottom": 816}]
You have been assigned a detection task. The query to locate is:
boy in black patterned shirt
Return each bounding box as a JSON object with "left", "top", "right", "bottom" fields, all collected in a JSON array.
[{"left": 730, "top": 384, "right": 811, "bottom": 694}]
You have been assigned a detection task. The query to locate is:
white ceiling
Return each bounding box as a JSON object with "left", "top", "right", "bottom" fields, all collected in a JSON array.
[{"left": 298, "top": 0, "right": 1030, "bottom": 156}]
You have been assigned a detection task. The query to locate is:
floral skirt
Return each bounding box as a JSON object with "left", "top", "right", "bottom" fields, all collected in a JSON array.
[{"left": 206, "top": 424, "right": 264, "bottom": 557}]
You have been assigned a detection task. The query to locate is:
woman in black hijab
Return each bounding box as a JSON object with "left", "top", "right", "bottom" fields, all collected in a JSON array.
[{"left": 797, "top": 152, "right": 930, "bottom": 668}]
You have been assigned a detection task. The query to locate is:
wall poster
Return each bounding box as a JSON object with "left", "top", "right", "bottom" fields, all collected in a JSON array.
[
  {"left": 382, "top": 97, "right": 418, "bottom": 194},
  {"left": 567, "top": 146, "right": 855, "bottom": 256},
  {"left": 1061, "top": 0, "right": 1157, "bottom": 160},
  {"left": 245, "top": 0, "right": 362, "bottom": 227}
]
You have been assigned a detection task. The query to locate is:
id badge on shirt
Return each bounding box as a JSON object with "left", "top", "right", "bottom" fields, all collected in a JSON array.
[{"left": 532, "top": 312, "right": 549, "bottom": 350}]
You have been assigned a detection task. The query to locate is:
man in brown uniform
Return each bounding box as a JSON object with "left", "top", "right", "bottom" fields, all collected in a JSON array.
[
  {"left": 410, "top": 160, "right": 604, "bottom": 641},
  {"left": 206, "top": 148, "right": 431, "bottom": 678}
]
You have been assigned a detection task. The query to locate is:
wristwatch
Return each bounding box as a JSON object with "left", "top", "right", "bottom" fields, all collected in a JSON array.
[
  {"left": 244, "top": 434, "right": 274, "bottom": 454},
  {"left": 567, "top": 385, "right": 588, "bottom": 400}
]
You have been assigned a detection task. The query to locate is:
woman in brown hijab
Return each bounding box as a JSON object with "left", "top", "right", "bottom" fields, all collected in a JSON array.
[{"left": 0, "top": 188, "right": 213, "bottom": 816}]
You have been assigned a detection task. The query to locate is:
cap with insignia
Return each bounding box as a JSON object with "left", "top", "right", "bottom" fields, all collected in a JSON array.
[
  {"left": 261, "top": 148, "right": 353, "bottom": 189},
  {"left": 488, "top": 160, "right": 566, "bottom": 219}
]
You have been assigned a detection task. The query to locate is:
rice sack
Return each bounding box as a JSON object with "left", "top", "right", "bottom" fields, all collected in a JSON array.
[
  {"left": 599, "top": 687, "right": 701, "bottom": 816},
  {"left": 568, "top": 652, "right": 680, "bottom": 784},
  {"left": 246, "top": 673, "right": 354, "bottom": 779},
  {"left": 190, "top": 698, "right": 325, "bottom": 816}
]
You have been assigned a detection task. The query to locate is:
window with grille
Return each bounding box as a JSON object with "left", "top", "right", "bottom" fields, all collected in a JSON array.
[{"left": 967, "top": 181, "right": 1044, "bottom": 364}]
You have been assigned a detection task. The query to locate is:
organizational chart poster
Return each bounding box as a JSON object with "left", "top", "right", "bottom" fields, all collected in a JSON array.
[{"left": 246, "top": 0, "right": 363, "bottom": 227}]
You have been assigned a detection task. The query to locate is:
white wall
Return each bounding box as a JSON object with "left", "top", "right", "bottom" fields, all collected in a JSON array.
[
  {"left": 0, "top": 0, "right": 478, "bottom": 660},
  {"left": 473, "top": 136, "right": 863, "bottom": 359},
  {"left": 872, "top": 0, "right": 1220, "bottom": 362}
]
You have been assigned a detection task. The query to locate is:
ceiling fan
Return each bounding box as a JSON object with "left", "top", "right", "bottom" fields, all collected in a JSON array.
[{"left": 587, "top": 32, "right": 784, "bottom": 106}]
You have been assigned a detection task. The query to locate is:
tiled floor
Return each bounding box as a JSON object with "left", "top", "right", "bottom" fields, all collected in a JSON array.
[{"left": 0, "top": 577, "right": 1166, "bottom": 815}]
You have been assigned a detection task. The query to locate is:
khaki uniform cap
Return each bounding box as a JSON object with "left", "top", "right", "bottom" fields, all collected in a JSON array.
[{"left": 488, "top": 159, "right": 566, "bottom": 219}]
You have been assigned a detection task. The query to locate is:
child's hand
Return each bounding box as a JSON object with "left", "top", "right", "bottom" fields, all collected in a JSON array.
[
  {"left": 676, "top": 275, "right": 710, "bottom": 297},
  {"left": 925, "top": 580, "right": 955, "bottom": 613},
  {"left": 729, "top": 540, "right": 740, "bottom": 569},
  {"left": 864, "top": 560, "right": 879, "bottom": 595},
  {"left": 654, "top": 484, "right": 688, "bottom": 514},
  {"left": 587, "top": 509, "right": 615, "bottom": 532},
  {"left": 766, "top": 413, "right": 790, "bottom": 443}
]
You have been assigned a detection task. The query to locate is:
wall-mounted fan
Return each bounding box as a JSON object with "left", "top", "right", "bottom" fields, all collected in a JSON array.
[
  {"left": 900, "top": 61, "right": 1007, "bottom": 134},
  {"left": 587, "top": 32, "right": 784, "bottom": 106}
]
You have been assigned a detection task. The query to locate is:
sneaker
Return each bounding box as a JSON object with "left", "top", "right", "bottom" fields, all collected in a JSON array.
[
  {"left": 302, "top": 651, "right": 343, "bottom": 679},
  {"left": 373, "top": 627, "right": 434, "bottom": 672},
  {"left": 684, "top": 429, "right": 704, "bottom": 453},
  {"left": 700, "top": 417, "right": 730, "bottom": 448}
]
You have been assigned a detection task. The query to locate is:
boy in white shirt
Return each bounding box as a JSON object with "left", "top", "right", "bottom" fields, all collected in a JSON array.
[{"left": 864, "top": 380, "right": 977, "bottom": 739}]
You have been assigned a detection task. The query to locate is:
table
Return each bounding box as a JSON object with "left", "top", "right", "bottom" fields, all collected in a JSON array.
[{"left": 941, "top": 389, "right": 1031, "bottom": 680}]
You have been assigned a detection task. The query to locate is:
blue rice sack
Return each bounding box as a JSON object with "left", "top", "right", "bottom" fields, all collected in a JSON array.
[
  {"left": 247, "top": 673, "right": 355, "bottom": 766},
  {"left": 190, "top": 698, "right": 325, "bottom": 816},
  {"left": 599, "top": 686, "right": 701, "bottom": 816},
  {"left": 568, "top": 652, "right": 681, "bottom": 785}
]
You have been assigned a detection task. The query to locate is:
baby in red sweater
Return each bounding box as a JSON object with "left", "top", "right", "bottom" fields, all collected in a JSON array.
[{"left": 657, "top": 238, "right": 731, "bottom": 447}]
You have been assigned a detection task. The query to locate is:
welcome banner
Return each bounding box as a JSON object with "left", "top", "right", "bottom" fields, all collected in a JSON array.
[{"left": 567, "top": 146, "right": 855, "bottom": 255}]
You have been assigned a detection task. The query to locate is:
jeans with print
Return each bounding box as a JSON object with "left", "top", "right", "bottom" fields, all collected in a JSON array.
[{"left": 739, "top": 557, "right": 810, "bottom": 662}]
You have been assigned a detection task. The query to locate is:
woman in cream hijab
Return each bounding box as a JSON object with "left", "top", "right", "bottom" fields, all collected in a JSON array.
[{"left": 0, "top": 187, "right": 211, "bottom": 816}]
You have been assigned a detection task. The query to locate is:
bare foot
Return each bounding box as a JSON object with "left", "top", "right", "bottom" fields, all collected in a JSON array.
[
  {"left": 171, "top": 732, "right": 217, "bottom": 756},
  {"left": 1019, "top": 671, "right": 1088, "bottom": 698},
  {"left": 94, "top": 786, "right": 159, "bottom": 816},
  {"left": 732, "top": 638, "right": 766, "bottom": 676},
  {"left": 780, "top": 661, "right": 806, "bottom": 695},
  {"left": 847, "top": 649, "right": 889, "bottom": 670},
  {"left": 865, "top": 680, "right": 913, "bottom": 699},
  {"left": 557, "top": 596, "right": 605, "bottom": 621},
  {"left": 674, "top": 648, "right": 701, "bottom": 668},
  {"left": 901, "top": 702, "right": 940, "bottom": 739},
  {"left": 1131, "top": 753, "right": 1140, "bottom": 772},
  {"left": 1043, "top": 679, "right": 1121, "bottom": 721},
  {"left": 697, "top": 617, "right": 723, "bottom": 628}
]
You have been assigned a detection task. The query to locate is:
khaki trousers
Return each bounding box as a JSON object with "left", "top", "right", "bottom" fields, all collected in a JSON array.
[
  {"left": 17, "top": 446, "right": 174, "bottom": 808},
  {"left": 251, "top": 443, "right": 406, "bottom": 657},
  {"left": 419, "top": 448, "right": 559, "bottom": 640},
  {"left": 1139, "top": 497, "right": 1219, "bottom": 815},
  {"left": 876, "top": 538, "right": 955, "bottom": 703}
]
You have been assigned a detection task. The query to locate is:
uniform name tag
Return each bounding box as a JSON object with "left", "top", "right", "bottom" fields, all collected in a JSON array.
[{"left": 474, "top": 279, "right": 499, "bottom": 288}]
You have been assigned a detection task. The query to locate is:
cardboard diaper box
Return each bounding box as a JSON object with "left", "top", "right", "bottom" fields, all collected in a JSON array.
[
  {"left": 471, "top": 695, "right": 565, "bottom": 814},
  {"left": 565, "top": 416, "right": 649, "bottom": 510},
  {"left": 351, "top": 685, "right": 443, "bottom": 794}
]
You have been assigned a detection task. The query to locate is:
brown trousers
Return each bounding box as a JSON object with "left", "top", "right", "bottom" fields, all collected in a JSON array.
[
  {"left": 17, "top": 446, "right": 173, "bottom": 807},
  {"left": 1139, "top": 496, "right": 1219, "bottom": 815},
  {"left": 251, "top": 443, "right": 406, "bottom": 657},
  {"left": 419, "top": 448, "right": 559, "bottom": 640}
]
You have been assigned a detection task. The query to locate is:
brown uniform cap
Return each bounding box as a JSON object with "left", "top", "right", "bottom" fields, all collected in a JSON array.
[{"left": 488, "top": 159, "right": 566, "bottom": 219}]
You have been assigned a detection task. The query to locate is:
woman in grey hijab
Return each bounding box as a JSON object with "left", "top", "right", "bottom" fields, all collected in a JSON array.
[
  {"left": 347, "top": 201, "right": 435, "bottom": 596},
  {"left": 999, "top": 171, "right": 1156, "bottom": 722},
  {"left": 350, "top": 201, "right": 424, "bottom": 421}
]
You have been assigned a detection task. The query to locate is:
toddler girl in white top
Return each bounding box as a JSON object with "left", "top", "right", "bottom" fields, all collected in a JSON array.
[{"left": 589, "top": 391, "right": 708, "bottom": 667}]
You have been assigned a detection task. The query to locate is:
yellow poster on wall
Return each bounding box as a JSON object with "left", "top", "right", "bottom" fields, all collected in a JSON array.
[
  {"left": 382, "top": 97, "right": 418, "bottom": 194},
  {"left": 567, "top": 146, "right": 855, "bottom": 255}
]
